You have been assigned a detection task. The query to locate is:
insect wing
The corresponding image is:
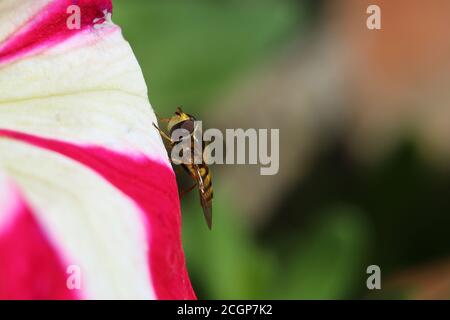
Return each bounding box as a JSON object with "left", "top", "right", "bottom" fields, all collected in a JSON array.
[{"left": 194, "top": 165, "right": 213, "bottom": 230}]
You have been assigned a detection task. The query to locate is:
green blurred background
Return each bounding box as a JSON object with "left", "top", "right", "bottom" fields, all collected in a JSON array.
[{"left": 114, "top": 0, "right": 450, "bottom": 299}]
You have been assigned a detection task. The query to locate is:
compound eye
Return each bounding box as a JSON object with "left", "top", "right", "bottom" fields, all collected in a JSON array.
[{"left": 180, "top": 119, "right": 195, "bottom": 134}]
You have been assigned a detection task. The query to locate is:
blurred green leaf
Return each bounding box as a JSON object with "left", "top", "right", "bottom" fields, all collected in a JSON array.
[
  {"left": 182, "top": 185, "right": 275, "bottom": 299},
  {"left": 272, "top": 206, "right": 372, "bottom": 299},
  {"left": 114, "top": 0, "right": 300, "bottom": 114}
]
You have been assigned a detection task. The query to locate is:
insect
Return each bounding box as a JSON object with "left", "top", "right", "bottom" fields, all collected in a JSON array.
[{"left": 153, "top": 107, "right": 213, "bottom": 230}]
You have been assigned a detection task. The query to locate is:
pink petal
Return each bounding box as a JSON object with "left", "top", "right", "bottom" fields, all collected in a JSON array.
[
  {"left": 0, "top": 0, "right": 196, "bottom": 299},
  {"left": 0, "top": 0, "right": 113, "bottom": 64},
  {"left": 0, "top": 185, "right": 79, "bottom": 300}
]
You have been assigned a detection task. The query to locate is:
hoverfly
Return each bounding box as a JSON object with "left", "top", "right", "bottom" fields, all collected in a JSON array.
[{"left": 153, "top": 107, "right": 213, "bottom": 229}]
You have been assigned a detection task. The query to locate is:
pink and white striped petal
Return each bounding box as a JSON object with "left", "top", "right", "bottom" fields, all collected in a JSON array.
[
  {"left": 0, "top": 0, "right": 195, "bottom": 299},
  {"left": 0, "top": 174, "right": 79, "bottom": 300}
]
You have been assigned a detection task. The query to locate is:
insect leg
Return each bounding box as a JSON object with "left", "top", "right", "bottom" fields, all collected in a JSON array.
[
  {"left": 153, "top": 123, "right": 174, "bottom": 144},
  {"left": 155, "top": 113, "right": 171, "bottom": 122},
  {"left": 180, "top": 183, "right": 198, "bottom": 198}
]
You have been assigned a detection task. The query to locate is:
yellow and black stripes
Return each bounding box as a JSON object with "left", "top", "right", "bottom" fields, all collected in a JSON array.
[{"left": 198, "top": 165, "right": 213, "bottom": 203}]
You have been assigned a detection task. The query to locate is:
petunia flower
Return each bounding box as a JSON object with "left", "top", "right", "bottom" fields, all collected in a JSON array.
[{"left": 0, "top": 0, "right": 195, "bottom": 300}]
